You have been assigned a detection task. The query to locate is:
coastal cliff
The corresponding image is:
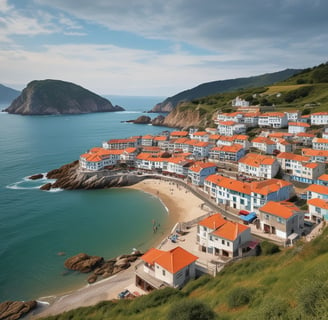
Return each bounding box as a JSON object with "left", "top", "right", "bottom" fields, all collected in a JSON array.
[
  {"left": 4, "top": 79, "right": 124, "bottom": 115},
  {"left": 41, "top": 161, "right": 158, "bottom": 190}
]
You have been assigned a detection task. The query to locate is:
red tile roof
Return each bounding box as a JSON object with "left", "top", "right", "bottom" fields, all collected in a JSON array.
[
  {"left": 307, "top": 198, "right": 328, "bottom": 209},
  {"left": 305, "top": 184, "right": 328, "bottom": 195},
  {"left": 211, "top": 220, "right": 249, "bottom": 241},
  {"left": 260, "top": 201, "right": 300, "bottom": 219}
]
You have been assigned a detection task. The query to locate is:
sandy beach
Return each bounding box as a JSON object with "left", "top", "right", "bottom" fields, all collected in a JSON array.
[{"left": 32, "top": 178, "right": 208, "bottom": 319}]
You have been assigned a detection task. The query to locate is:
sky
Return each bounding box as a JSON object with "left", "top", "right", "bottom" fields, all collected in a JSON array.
[{"left": 0, "top": 0, "right": 327, "bottom": 97}]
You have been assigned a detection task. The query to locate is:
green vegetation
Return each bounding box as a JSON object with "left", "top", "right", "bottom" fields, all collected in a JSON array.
[
  {"left": 169, "top": 62, "right": 328, "bottom": 128},
  {"left": 40, "top": 226, "right": 328, "bottom": 320}
]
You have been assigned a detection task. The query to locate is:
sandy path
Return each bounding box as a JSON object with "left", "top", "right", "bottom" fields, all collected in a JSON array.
[{"left": 32, "top": 179, "right": 207, "bottom": 319}]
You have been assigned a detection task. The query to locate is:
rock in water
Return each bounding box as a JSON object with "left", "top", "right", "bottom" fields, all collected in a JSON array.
[
  {"left": 29, "top": 173, "right": 44, "bottom": 180},
  {"left": 133, "top": 115, "right": 151, "bottom": 124},
  {"left": 4, "top": 79, "right": 125, "bottom": 115},
  {"left": 64, "top": 253, "right": 104, "bottom": 273},
  {"left": 0, "top": 300, "right": 37, "bottom": 320}
]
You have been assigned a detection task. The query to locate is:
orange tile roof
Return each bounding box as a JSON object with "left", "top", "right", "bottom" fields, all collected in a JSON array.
[
  {"left": 302, "top": 148, "right": 328, "bottom": 157},
  {"left": 155, "top": 246, "right": 198, "bottom": 273},
  {"left": 288, "top": 122, "right": 310, "bottom": 127},
  {"left": 218, "top": 121, "right": 238, "bottom": 126},
  {"left": 276, "top": 152, "right": 309, "bottom": 162},
  {"left": 154, "top": 136, "right": 168, "bottom": 141},
  {"left": 296, "top": 132, "right": 315, "bottom": 137},
  {"left": 313, "top": 138, "right": 328, "bottom": 144},
  {"left": 192, "top": 131, "right": 208, "bottom": 136},
  {"left": 170, "top": 131, "right": 189, "bottom": 137},
  {"left": 307, "top": 198, "right": 328, "bottom": 209},
  {"left": 136, "top": 153, "right": 152, "bottom": 160},
  {"left": 141, "top": 248, "right": 165, "bottom": 265},
  {"left": 174, "top": 137, "right": 190, "bottom": 144},
  {"left": 260, "top": 201, "right": 300, "bottom": 219},
  {"left": 219, "top": 177, "right": 252, "bottom": 195},
  {"left": 124, "top": 147, "right": 137, "bottom": 153},
  {"left": 218, "top": 136, "right": 234, "bottom": 141},
  {"left": 252, "top": 137, "right": 276, "bottom": 145},
  {"left": 312, "top": 112, "right": 328, "bottom": 116},
  {"left": 239, "top": 153, "right": 276, "bottom": 167},
  {"left": 260, "top": 112, "right": 286, "bottom": 117},
  {"left": 198, "top": 213, "right": 227, "bottom": 230},
  {"left": 211, "top": 220, "right": 249, "bottom": 241},
  {"left": 233, "top": 135, "right": 249, "bottom": 140},
  {"left": 211, "top": 144, "right": 243, "bottom": 153},
  {"left": 142, "top": 134, "right": 154, "bottom": 139},
  {"left": 205, "top": 174, "right": 226, "bottom": 184},
  {"left": 304, "top": 163, "right": 319, "bottom": 169},
  {"left": 318, "top": 174, "right": 328, "bottom": 182},
  {"left": 305, "top": 184, "right": 328, "bottom": 195},
  {"left": 251, "top": 179, "right": 292, "bottom": 195},
  {"left": 189, "top": 161, "right": 217, "bottom": 173},
  {"left": 108, "top": 138, "right": 137, "bottom": 143},
  {"left": 268, "top": 132, "right": 293, "bottom": 138},
  {"left": 209, "top": 134, "right": 221, "bottom": 140}
]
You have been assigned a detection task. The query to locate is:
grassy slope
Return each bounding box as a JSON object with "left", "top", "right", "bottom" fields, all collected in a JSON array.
[{"left": 42, "top": 227, "right": 328, "bottom": 320}]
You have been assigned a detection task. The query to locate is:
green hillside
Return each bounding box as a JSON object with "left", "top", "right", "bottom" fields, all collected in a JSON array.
[
  {"left": 41, "top": 226, "right": 328, "bottom": 320},
  {"left": 167, "top": 62, "right": 328, "bottom": 129}
]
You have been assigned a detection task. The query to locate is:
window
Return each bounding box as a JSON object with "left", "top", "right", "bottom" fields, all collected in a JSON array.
[
  {"left": 209, "top": 235, "right": 213, "bottom": 241},
  {"left": 265, "top": 214, "right": 270, "bottom": 220},
  {"left": 222, "top": 239, "right": 225, "bottom": 245},
  {"left": 227, "top": 242, "right": 230, "bottom": 247},
  {"left": 162, "top": 269, "right": 166, "bottom": 276}
]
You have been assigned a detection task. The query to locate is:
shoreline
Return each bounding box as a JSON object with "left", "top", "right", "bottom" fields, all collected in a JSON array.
[{"left": 32, "top": 179, "right": 208, "bottom": 319}]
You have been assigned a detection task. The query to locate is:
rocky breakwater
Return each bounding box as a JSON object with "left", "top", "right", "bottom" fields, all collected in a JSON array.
[
  {"left": 40, "top": 160, "right": 157, "bottom": 191},
  {"left": 0, "top": 300, "right": 37, "bottom": 320},
  {"left": 64, "top": 252, "right": 143, "bottom": 284}
]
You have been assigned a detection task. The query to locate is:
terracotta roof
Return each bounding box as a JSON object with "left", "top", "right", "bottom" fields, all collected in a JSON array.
[
  {"left": 189, "top": 161, "right": 217, "bottom": 173},
  {"left": 318, "top": 174, "right": 328, "bottom": 182},
  {"left": 192, "top": 131, "right": 208, "bottom": 136},
  {"left": 154, "top": 136, "right": 168, "bottom": 141},
  {"left": 124, "top": 147, "right": 137, "bottom": 153},
  {"left": 198, "top": 213, "right": 227, "bottom": 230},
  {"left": 306, "top": 184, "right": 328, "bottom": 195},
  {"left": 313, "top": 138, "right": 328, "bottom": 144},
  {"left": 233, "top": 135, "right": 249, "bottom": 141},
  {"left": 108, "top": 138, "right": 137, "bottom": 143},
  {"left": 259, "top": 112, "right": 286, "bottom": 117},
  {"left": 174, "top": 137, "right": 190, "bottom": 144},
  {"left": 142, "top": 135, "right": 154, "bottom": 139},
  {"left": 218, "top": 121, "right": 238, "bottom": 126},
  {"left": 155, "top": 246, "right": 198, "bottom": 273},
  {"left": 251, "top": 179, "right": 292, "bottom": 195},
  {"left": 211, "top": 220, "right": 249, "bottom": 241},
  {"left": 276, "top": 152, "right": 309, "bottom": 162},
  {"left": 296, "top": 132, "right": 315, "bottom": 137},
  {"left": 304, "top": 162, "right": 319, "bottom": 169},
  {"left": 209, "top": 134, "right": 221, "bottom": 140},
  {"left": 260, "top": 201, "right": 300, "bottom": 219},
  {"left": 252, "top": 137, "right": 276, "bottom": 145},
  {"left": 170, "top": 131, "right": 189, "bottom": 137},
  {"left": 268, "top": 132, "right": 293, "bottom": 138},
  {"left": 205, "top": 174, "right": 226, "bottom": 185},
  {"left": 307, "top": 198, "right": 328, "bottom": 209},
  {"left": 211, "top": 144, "right": 243, "bottom": 153},
  {"left": 302, "top": 149, "right": 328, "bottom": 157},
  {"left": 239, "top": 153, "right": 276, "bottom": 167},
  {"left": 141, "top": 248, "right": 165, "bottom": 265},
  {"left": 311, "top": 112, "right": 328, "bottom": 116},
  {"left": 288, "top": 122, "right": 310, "bottom": 127}
]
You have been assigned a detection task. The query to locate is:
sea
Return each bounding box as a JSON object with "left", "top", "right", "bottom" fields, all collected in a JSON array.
[{"left": 0, "top": 96, "right": 173, "bottom": 302}]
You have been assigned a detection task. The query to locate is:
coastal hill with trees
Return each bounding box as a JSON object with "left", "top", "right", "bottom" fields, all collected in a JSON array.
[{"left": 160, "top": 62, "right": 328, "bottom": 129}]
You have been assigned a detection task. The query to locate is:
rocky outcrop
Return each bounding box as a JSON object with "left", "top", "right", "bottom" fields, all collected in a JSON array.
[
  {"left": 28, "top": 173, "right": 44, "bottom": 180},
  {"left": 42, "top": 161, "right": 158, "bottom": 190},
  {"left": 64, "top": 253, "right": 104, "bottom": 273},
  {"left": 0, "top": 300, "right": 37, "bottom": 320},
  {"left": 4, "top": 79, "right": 125, "bottom": 115},
  {"left": 133, "top": 115, "right": 151, "bottom": 124},
  {"left": 64, "top": 252, "right": 142, "bottom": 284},
  {"left": 151, "top": 115, "right": 165, "bottom": 126}
]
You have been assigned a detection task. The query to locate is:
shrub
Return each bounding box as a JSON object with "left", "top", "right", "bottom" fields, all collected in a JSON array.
[
  {"left": 254, "top": 297, "right": 290, "bottom": 320},
  {"left": 167, "top": 299, "right": 216, "bottom": 320},
  {"left": 260, "top": 241, "right": 280, "bottom": 255},
  {"left": 227, "top": 287, "right": 252, "bottom": 308}
]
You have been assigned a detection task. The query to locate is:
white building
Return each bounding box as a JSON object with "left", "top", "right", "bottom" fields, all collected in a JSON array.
[
  {"left": 136, "top": 246, "right": 198, "bottom": 291},
  {"left": 251, "top": 137, "right": 276, "bottom": 155},
  {"left": 307, "top": 198, "right": 328, "bottom": 222},
  {"left": 238, "top": 153, "right": 280, "bottom": 179},
  {"left": 310, "top": 112, "right": 328, "bottom": 125},
  {"left": 285, "top": 110, "right": 301, "bottom": 122},
  {"left": 217, "top": 121, "right": 246, "bottom": 136},
  {"left": 258, "top": 112, "right": 288, "bottom": 128},
  {"left": 197, "top": 213, "right": 251, "bottom": 258},
  {"left": 312, "top": 138, "right": 328, "bottom": 151},
  {"left": 288, "top": 122, "right": 310, "bottom": 134},
  {"left": 232, "top": 96, "right": 249, "bottom": 107},
  {"left": 188, "top": 162, "right": 217, "bottom": 186}
]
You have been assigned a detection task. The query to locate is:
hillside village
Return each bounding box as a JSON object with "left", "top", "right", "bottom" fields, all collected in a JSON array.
[{"left": 77, "top": 100, "right": 328, "bottom": 293}]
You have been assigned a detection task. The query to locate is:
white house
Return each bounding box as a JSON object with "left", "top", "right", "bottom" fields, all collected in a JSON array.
[
  {"left": 258, "top": 201, "right": 304, "bottom": 241},
  {"left": 276, "top": 152, "right": 325, "bottom": 184},
  {"left": 135, "top": 246, "right": 198, "bottom": 291},
  {"left": 294, "top": 132, "right": 315, "bottom": 146},
  {"left": 288, "top": 122, "right": 310, "bottom": 134},
  {"left": 197, "top": 213, "right": 251, "bottom": 258},
  {"left": 307, "top": 198, "right": 328, "bottom": 222},
  {"left": 312, "top": 138, "right": 328, "bottom": 151},
  {"left": 302, "top": 148, "right": 328, "bottom": 163},
  {"left": 251, "top": 137, "right": 276, "bottom": 155},
  {"left": 232, "top": 96, "right": 249, "bottom": 107},
  {"left": 238, "top": 153, "right": 280, "bottom": 179},
  {"left": 285, "top": 110, "right": 301, "bottom": 122},
  {"left": 189, "top": 131, "right": 210, "bottom": 142},
  {"left": 243, "top": 112, "right": 260, "bottom": 127},
  {"left": 188, "top": 161, "right": 217, "bottom": 186},
  {"left": 276, "top": 139, "right": 292, "bottom": 153},
  {"left": 209, "top": 144, "right": 245, "bottom": 162},
  {"left": 217, "top": 121, "right": 246, "bottom": 136},
  {"left": 305, "top": 184, "right": 328, "bottom": 200},
  {"left": 103, "top": 137, "right": 139, "bottom": 149},
  {"left": 258, "top": 112, "right": 288, "bottom": 128},
  {"left": 323, "top": 128, "right": 328, "bottom": 139},
  {"left": 310, "top": 112, "right": 328, "bottom": 125}
]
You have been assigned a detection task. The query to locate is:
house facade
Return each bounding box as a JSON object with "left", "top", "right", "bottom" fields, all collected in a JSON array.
[
  {"left": 258, "top": 201, "right": 304, "bottom": 240},
  {"left": 209, "top": 144, "right": 245, "bottom": 162},
  {"left": 197, "top": 213, "right": 251, "bottom": 258},
  {"left": 310, "top": 112, "right": 328, "bottom": 125},
  {"left": 188, "top": 162, "right": 217, "bottom": 186},
  {"left": 258, "top": 112, "right": 288, "bottom": 128},
  {"left": 307, "top": 198, "right": 328, "bottom": 222},
  {"left": 288, "top": 122, "right": 310, "bottom": 134},
  {"left": 251, "top": 137, "right": 276, "bottom": 155},
  {"left": 312, "top": 138, "right": 328, "bottom": 151},
  {"left": 135, "top": 246, "right": 198, "bottom": 291}
]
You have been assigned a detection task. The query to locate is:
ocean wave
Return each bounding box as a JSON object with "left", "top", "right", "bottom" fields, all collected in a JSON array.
[
  {"left": 6, "top": 174, "right": 57, "bottom": 191},
  {"left": 47, "top": 188, "right": 63, "bottom": 193},
  {"left": 121, "top": 111, "right": 143, "bottom": 114}
]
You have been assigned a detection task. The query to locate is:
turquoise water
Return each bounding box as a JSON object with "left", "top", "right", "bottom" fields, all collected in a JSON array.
[{"left": 0, "top": 97, "right": 172, "bottom": 301}]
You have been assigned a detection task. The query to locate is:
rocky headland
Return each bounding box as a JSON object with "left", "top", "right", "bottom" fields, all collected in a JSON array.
[
  {"left": 123, "top": 114, "right": 165, "bottom": 126},
  {"left": 4, "top": 79, "right": 124, "bottom": 115},
  {"left": 64, "top": 251, "right": 142, "bottom": 284},
  {"left": 0, "top": 300, "right": 37, "bottom": 320},
  {"left": 39, "top": 161, "right": 159, "bottom": 191}
]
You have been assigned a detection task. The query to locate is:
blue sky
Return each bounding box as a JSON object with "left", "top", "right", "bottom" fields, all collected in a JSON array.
[{"left": 0, "top": 0, "right": 327, "bottom": 96}]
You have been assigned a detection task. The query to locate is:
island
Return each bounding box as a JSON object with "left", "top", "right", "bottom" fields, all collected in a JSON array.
[{"left": 3, "top": 79, "right": 124, "bottom": 115}]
